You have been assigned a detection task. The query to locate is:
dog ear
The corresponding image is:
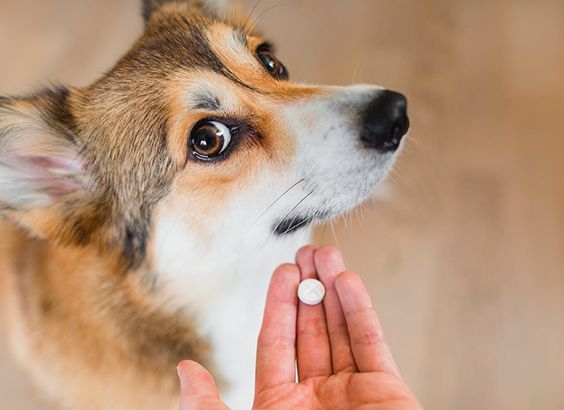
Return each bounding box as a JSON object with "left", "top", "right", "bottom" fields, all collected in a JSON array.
[
  {"left": 142, "top": 0, "right": 229, "bottom": 23},
  {"left": 0, "top": 95, "right": 91, "bottom": 239},
  {"left": 143, "top": 0, "right": 174, "bottom": 22},
  {"left": 142, "top": 0, "right": 204, "bottom": 22}
]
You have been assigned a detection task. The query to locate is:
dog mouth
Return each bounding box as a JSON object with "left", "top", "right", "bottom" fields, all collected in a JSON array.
[
  {"left": 273, "top": 214, "right": 314, "bottom": 236},
  {"left": 272, "top": 211, "right": 330, "bottom": 236}
]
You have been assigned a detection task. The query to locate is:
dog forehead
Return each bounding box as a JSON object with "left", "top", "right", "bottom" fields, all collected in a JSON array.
[{"left": 137, "top": 8, "right": 254, "bottom": 79}]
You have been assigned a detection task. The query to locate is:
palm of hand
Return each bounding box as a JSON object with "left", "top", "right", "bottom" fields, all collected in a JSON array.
[
  {"left": 255, "top": 372, "right": 419, "bottom": 410},
  {"left": 252, "top": 247, "right": 421, "bottom": 410},
  {"left": 178, "top": 246, "right": 422, "bottom": 410}
]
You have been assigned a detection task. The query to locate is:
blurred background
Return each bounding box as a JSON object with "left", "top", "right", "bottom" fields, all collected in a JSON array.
[{"left": 1, "top": 0, "right": 563, "bottom": 409}]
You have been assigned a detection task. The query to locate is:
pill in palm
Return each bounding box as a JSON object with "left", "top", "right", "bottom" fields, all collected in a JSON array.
[{"left": 298, "top": 278, "right": 326, "bottom": 305}]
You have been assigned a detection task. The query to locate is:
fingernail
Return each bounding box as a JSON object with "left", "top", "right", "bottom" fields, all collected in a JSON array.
[{"left": 177, "top": 362, "right": 186, "bottom": 386}]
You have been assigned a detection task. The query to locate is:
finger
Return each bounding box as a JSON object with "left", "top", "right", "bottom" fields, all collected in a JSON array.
[
  {"left": 177, "top": 360, "right": 228, "bottom": 410},
  {"left": 295, "top": 246, "right": 332, "bottom": 380},
  {"left": 255, "top": 264, "right": 300, "bottom": 394},
  {"left": 314, "top": 246, "right": 358, "bottom": 373},
  {"left": 335, "top": 271, "right": 401, "bottom": 377}
]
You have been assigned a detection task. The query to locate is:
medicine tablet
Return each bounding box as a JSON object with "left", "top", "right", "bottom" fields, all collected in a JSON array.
[{"left": 298, "top": 278, "right": 326, "bottom": 305}]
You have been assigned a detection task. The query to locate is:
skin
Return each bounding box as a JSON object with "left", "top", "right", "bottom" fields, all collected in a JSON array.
[{"left": 177, "top": 245, "right": 422, "bottom": 410}]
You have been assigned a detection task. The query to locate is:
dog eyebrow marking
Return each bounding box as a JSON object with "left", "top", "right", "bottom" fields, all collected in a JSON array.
[
  {"left": 224, "top": 70, "right": 261, "bottom": 93},
  {"left": 191, "top": 93, "right": 221, "bottom": 111},
  {"left": 234, "top": 28, "right": 248, "bottom": 49},
  {"left": 200, "top": 24, "right": 264, "bottom": 94}
]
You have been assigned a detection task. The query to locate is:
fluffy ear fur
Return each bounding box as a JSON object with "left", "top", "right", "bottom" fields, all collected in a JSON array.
[
  {"left": 142, "top": 0, "right": 204, "bottom": 22},
  {"left": 141, "top": 0, "right": 230, "bottom": 23},
  {"left": 0, "top": 105, "right": 85, "bottom": 207},
  {"left": 0, "top": 96, "right": 90, "bottom": 239}
]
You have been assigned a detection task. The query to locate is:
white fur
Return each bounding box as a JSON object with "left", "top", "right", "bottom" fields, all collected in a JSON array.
[
  {"left": 153, "top": 178, "right": 311, "bottom": 408},
  {"left": 203, "top": 233, "right": 309, "bottom": 408}
]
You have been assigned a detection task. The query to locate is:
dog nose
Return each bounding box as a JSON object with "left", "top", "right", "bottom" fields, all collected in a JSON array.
[{"left": 360, "top": 90, "right": 409, "bottom": 152}]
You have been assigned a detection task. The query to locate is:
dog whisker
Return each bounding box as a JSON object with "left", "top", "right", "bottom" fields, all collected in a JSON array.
[
  {"left": 330, "top": 219, "right": 341, "bottom": 248},
  {"left": 257, "top": 189, "right": 314, "bottom": 248},
  {"left": 360, "top": 201, "right": 368, "bottom": 222},
  {"left": 280, "top": 197, "right": 327, "bottom": 236},
  {"left": 321, "top": 221, "right": 328, "bottom": 241},
  {"left": 351, "top": 62, "right": 364, "bottom": 84},
  {"left": 247, "top": 2, "right": 288, "bottom": 33},
  {"left": 246, "top": 178, "right": 305, "bottom": 232},
  {"left": 242, "top": 0, "right": 264, "bottom": 33},
  {"left": 282, "top": 212, "right": 314, "bottom": 235},
  {"left": 270, "top": 190, "right": 314, "bottom": 236}
]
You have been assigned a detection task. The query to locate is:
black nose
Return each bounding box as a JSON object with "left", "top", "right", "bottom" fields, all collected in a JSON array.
[{"left": 360, "top": 90, "right": 409, "bottom": 152}]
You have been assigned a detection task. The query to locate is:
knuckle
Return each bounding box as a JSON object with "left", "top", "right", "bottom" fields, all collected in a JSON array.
[
  {"left": 353, "top": 330, "right": 386, "bottom": 346},
  {"left": 300, "top": 367, "right": 332, "bottom": 378},
  {"left": 345, "top": 305, "right": 375, "bottom": 318},
  {"left": 328, "top": 321, "right": 349, "bottom": 338},
  {"left": 258, "top": 335, "right": 294, "bottom": 350},
  {"left": 298, "top": 317, "right": 327, "bottom": 336}
]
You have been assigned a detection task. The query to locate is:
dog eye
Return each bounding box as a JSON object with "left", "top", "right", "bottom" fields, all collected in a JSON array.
[
  {"left": 189, "top": 121, "right": 232, "bottom": 160},
  {"left": 257, "top": 46, "right": 289, "bottom": 80}
]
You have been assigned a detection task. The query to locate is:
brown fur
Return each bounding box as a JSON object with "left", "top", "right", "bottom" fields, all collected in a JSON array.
[
  {"left": 0, "top": 0, "right": 357, "bottom": 406},
  {"left": 0, "top": 1, "right": 317, "bottom": 408},
  {"left": 0, "top": 221, "right": 211, "bottom": 409}
]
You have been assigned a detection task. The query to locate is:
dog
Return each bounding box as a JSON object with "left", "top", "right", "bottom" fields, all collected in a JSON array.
[{"left": 0, "top": 0, "right": 409, "bottom": 408}]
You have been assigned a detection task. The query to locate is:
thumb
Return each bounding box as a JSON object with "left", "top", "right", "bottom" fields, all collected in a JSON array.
[{"left": 177, "top": 360, "right": 228, "bottom": 410}]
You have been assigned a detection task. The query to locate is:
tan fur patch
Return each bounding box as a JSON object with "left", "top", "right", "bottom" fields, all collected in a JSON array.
[{"left": 0, "top": 2, "right": 353, "bottom": 409}]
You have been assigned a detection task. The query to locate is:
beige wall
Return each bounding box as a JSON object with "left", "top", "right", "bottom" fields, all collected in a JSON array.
[{"left": 1, "top": 1, "right": 563, "bottom": 409}]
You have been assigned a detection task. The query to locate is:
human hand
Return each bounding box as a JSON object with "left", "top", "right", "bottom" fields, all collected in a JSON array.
[{"left": 178, "top": 246, "right": 422, "bottom": 410}]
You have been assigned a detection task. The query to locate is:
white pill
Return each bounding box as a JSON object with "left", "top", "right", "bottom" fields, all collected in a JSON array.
[{"left": 298, "top": 279, "right": 326, "bottom": 305}]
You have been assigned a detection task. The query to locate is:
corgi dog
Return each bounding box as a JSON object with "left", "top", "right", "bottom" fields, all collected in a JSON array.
[{"left": 0, "top": 0, "right": 409, "bottom": 409}]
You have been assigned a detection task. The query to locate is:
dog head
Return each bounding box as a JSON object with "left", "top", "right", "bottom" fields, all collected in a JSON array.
[{"left": 0, "top": 1, "right": 408, "bottom": 275}]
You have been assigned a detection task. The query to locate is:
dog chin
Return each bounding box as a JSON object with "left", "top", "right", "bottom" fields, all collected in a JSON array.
[
  {"left": 272, "top": 210, "right": 330, "bottom": 236},
  {"left": 272, "top": 158, "right": 399, "bottom": 237}
]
